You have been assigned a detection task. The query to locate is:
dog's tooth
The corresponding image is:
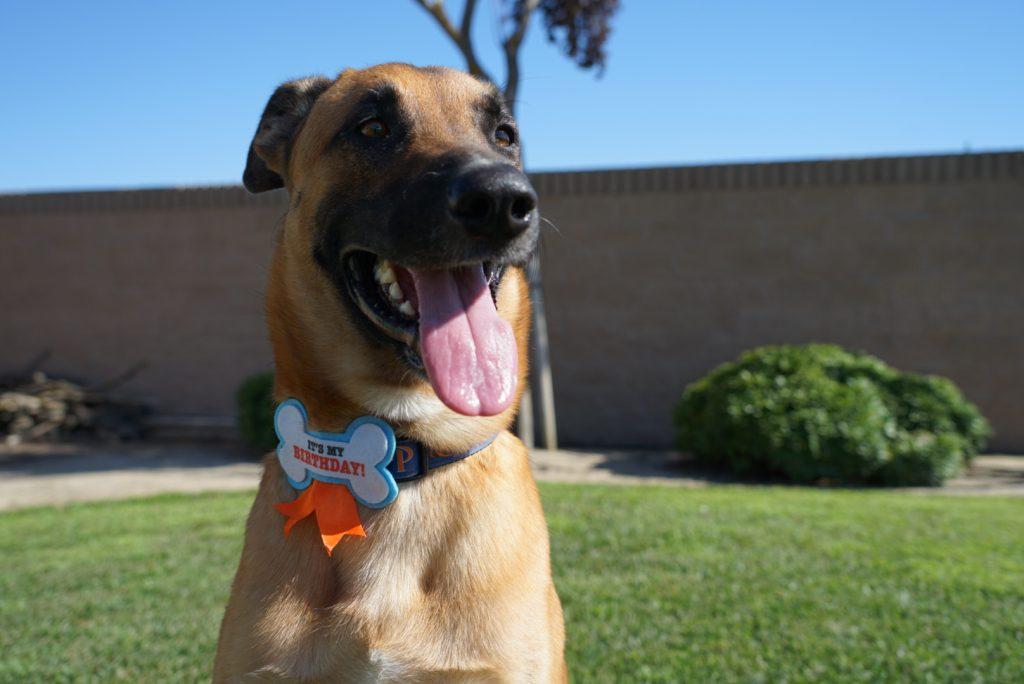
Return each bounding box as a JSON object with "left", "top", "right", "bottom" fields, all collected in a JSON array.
[
  {"left": 388, "top": 282, "right": 404, "bottom": 300},
  {"left": 399, "top": 301, "right": 415, "bottom": 317},
  {"left": 377, "top": 261, "right": 397, "bottom": 285}
]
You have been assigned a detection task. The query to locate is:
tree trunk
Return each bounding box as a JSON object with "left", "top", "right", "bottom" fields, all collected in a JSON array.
[{"left": 526, "top": 254, "right": 557, "bottom": 448}]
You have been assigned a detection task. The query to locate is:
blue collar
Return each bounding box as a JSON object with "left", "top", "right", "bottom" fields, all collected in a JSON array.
[
  {"left": 388, "top": 434, "right": 498, "bottom": 482},
  {"left": 274, "top": 398, "right": 497, "bottom": 509}
]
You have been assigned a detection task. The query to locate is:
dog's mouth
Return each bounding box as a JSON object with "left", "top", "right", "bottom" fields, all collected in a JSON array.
[{"left": 342, "top": 250, "right": 516, "bottom": 417}]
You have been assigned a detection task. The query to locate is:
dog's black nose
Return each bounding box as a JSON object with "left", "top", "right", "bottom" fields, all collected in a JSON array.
[{"left": 448, "top": 165, "right": 537, "bottom": 239}]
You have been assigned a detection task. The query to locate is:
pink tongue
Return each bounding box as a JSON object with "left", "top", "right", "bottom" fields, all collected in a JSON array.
[{"left": 410, "top": 265, "right": 517, "bottom": 416}]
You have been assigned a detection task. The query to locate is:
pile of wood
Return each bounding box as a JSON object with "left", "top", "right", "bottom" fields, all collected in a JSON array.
[{"left": 1, "top": 358, "right": 149, "bottom": 445}]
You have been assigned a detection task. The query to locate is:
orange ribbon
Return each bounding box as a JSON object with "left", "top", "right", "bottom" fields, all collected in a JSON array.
[{"left": 274, "top": 480, "right": 365, "bottom": 555}]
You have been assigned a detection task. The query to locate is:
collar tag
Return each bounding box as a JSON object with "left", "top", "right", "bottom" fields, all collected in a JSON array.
[{"left": 274, "top": 398, "right": 399, "bottom": 508}]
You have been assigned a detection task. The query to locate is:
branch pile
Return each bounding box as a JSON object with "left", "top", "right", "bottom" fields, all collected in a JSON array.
[{"left": 1, "top": 363, "right": 150, "bottom": 446}]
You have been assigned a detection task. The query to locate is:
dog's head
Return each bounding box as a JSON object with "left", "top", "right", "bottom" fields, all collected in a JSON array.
[{"left": 245, "top": 64, "right": 536, "bottom": 438}]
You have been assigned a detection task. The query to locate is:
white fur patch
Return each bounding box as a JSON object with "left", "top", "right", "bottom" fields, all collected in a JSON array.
[
  {"left": 367, "top": 648, "right": 415, "bottom": 682},
  {"left": 358, "top": 385, "right": 448, "bottom": 423}
]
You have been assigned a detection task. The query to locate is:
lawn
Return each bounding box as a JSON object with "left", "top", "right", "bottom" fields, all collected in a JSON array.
[{"left": 1, "top": 484, "right": 1022, "bottom": 682}]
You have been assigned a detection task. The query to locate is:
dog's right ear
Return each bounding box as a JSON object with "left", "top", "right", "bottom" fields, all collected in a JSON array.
[{"left": 243, "top": 76, "right": 333, "bottom": 193}]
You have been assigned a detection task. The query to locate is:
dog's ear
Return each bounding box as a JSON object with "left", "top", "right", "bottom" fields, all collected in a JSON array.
[{"left": 243, "top": 76, "right": 333, "bottom": 193}]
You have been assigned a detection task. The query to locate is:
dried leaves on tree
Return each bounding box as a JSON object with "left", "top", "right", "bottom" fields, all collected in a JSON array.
[{"left": 511, "top": 0, "right": 619, "bottom": 74}]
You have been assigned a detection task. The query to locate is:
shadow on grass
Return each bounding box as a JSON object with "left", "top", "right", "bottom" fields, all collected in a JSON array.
[{"left": 0, "top": 440, "right": 260, "bottom": 477}]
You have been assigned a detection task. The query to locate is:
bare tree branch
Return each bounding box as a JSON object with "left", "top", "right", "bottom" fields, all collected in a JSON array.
[
  {"left": 412, "top": 0, "right": 494, "bottom": 83},
  {"left": 501, "top": 0, "right": 539, "bottom": 114},
  {"left": 460, "top": 0, "right": 479, "bottom": 39}
]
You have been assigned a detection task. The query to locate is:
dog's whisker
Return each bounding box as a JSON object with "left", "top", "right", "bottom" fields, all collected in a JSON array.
[{"left": 540, "top": 216, "right": 561, "bottom": 234}]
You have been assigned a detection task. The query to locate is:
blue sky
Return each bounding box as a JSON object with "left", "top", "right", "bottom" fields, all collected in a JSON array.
[{"left": 1, "top": 0, "right": 1020, "bottom": 192}]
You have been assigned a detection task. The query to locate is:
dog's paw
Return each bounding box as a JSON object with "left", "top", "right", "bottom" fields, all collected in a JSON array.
[{"left": 274, "top": 399, "right": 399, "bottom": 508}]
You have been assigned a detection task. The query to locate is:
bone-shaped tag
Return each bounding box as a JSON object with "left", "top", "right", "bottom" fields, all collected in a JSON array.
[{"left": 274, "top": 399, "right": 399, "bottom": 508}]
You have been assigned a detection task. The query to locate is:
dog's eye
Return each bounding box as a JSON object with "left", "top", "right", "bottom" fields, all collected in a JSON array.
[
  {"left": 494, "top": 125, "right": 516, "bottom": 148},
  {"left": 359, "top": 118, "right": 389, "bottom": 138}
]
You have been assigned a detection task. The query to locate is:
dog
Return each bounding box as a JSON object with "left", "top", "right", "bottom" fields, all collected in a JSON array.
[{"left": 213, "top": 63, "right": 566, "bottom": 682}]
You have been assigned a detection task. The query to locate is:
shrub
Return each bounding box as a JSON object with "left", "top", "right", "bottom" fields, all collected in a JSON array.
[
  {"left": 674, "top": 344, "right": 990, "bottom": 486},
  {"left": 236, "top": 372, "right": 277, "bottom": 451}
]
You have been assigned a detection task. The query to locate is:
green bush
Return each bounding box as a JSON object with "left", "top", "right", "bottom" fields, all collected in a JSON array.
[
  {"left": 674, "top": 344, "right": 990, "bottom": 486},
  {"left": 236, "top": 372, "right": 277, "bottom": 451}
]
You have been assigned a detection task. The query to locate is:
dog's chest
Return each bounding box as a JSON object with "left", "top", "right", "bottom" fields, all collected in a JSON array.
[{"left": 314, "top": 483, "right": 518, "bottom": 680}]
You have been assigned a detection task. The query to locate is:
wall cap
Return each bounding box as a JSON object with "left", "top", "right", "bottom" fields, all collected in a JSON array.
[{"left": 2, "top": 150, "right": 1020, "bottom": 214}]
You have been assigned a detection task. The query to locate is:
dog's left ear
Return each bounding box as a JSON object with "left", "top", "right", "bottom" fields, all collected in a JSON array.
[{"left": 243, "top": 75, "right": 333, "bottom": 193}]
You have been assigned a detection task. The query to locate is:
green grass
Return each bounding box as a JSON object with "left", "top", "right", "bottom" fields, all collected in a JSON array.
[{"left": 1, "top": 485, "right": 1022, "bottom": 682}]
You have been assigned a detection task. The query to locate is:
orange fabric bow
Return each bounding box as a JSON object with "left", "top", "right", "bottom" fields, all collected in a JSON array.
[{"left": 275, "top": 481, "right": 365, "bottom": 555}]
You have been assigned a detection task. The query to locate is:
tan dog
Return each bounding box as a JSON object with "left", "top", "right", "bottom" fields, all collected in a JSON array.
[{"left": 213, "top": 64, "right": 565, "bottom": 682}]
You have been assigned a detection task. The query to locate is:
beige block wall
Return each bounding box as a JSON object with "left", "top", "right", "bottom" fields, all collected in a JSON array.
[
  {"left": 0, "top": 190, "right": 282, "bottom": 415},
  {"left": 536, "top": 165, "right": 1024, "bottom": 449},
  {"left": 1, "top": 153, "right": 1022, "bottom": 449}
]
